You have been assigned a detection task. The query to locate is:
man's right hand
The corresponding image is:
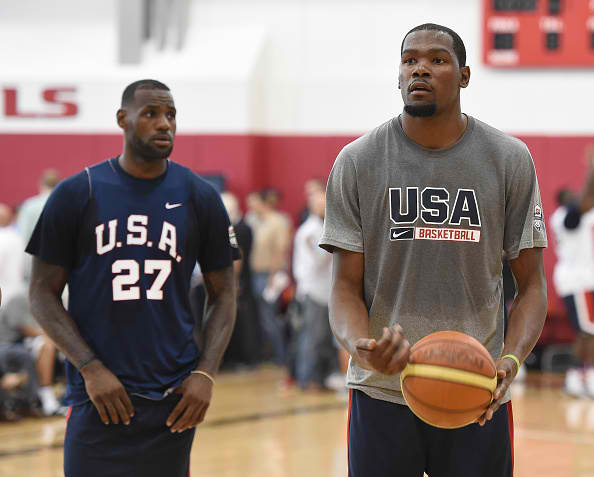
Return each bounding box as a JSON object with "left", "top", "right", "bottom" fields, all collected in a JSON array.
[
  {"left": 354, "top": 325, "right": 410, "bottom": 375},
  {"left": 81, "top": 360, "right": 135, "bottom": 425}
]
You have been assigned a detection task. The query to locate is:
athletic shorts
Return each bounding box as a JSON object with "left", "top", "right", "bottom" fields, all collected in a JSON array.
[
  {"left": 64, "top": 393, "right": 195, "bottom": 477},
  {"left": 563, "top": 291, "right": 594, "bottom": 336},
  {"left": 347, "top": 389, "right": 513, "bottom": 477}
]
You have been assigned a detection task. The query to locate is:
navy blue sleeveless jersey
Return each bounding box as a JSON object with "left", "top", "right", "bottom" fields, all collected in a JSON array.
[{"left": 26, "top": 158, "right": 239, "bottom": 405}]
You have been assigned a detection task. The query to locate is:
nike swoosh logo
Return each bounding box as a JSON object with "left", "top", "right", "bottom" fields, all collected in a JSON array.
[
  {"left": 393, "top": 230, "right": 410, "bottom": 238},
  {"left": 165, "top": 202, "right": 183, "bottom": 209}
]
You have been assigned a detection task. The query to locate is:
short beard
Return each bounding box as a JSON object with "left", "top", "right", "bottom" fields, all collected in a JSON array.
[
  {"left": 404, "top": 103, "right": 437, "bottom": 117},
  {"left": 129, "top": 136, "right": 173, "bottom": 162}
]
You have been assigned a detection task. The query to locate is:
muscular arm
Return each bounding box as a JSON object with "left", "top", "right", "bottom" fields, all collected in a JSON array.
[
  {"left": 480, "top": 247, "right": 547, "bottom": 424},
  {"left": 329, "top": 249, "right": 369, "bottom": 357},
  {"left": 166, "top": 265, "right": 236, "bottom": 433},
  {"left": 196, "top": 266, "right": 237, "bottom": 375},
  {"left": 29, "top": 257, "right": 95, "bottom": 367},
  {"left": 329, "top": 249, "right": 409, "bottom": 374},
  {"left": 29, "top": 256, "right": 134, "bottom": 425},
  {"left": 504, "top": 247, "right": 548, "bottom": 364}
]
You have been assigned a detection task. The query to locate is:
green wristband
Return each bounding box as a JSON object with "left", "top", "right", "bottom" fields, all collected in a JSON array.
[{"left": 501, "top": 354, "right": 521, "bottom": 373}]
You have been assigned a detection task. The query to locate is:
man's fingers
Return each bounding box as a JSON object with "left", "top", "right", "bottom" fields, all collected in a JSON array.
[
  {"left": 386, "top": 340, "right": 410, "bottom": 374},
  {"left": 171, "top": 406, "right": 194, "bottom": 433},
  {"left": 121, "top": 392, "right": 135, "bottom": 418},
  {"left": 355, "top": 338, "right": 376, "bottom": 351},
  {"left": 93, "top": 400, "right": 110, "bottom": 425},
  {"left": 114, "top": 398, "right": 131, "bottom": 425},
  {"left": 373, "top": 328, "right": 393, "bottom": 355},
  {"left": 104, "top": 400, "right": 119, "bottom": 425},
  {"left": 166, "top": 398, "right": 187, "bottom": 428}
]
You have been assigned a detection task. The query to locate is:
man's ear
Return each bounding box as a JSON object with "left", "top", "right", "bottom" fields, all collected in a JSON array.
[
  {"left": 116, "top": 109, "right": 127, "bottom": 130},
  {"left": 459, "top": 66, "right": 471, "bottom": 89}
]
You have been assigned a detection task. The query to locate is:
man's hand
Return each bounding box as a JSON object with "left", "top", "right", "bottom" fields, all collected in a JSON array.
[
  {"left": 354, "top": 325, "right": 410, "bottom": 375},
  {"left": 166, "top": 373, "right": 213, "bottom": 433},
  {"left": 477, "top": 356, "right": 517, "bottom": 426},
  {"left": 81, "top": 360, "right": 134, "bottom": 425}
]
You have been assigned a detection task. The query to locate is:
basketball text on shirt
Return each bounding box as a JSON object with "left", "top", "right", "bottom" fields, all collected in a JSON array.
[{"left": 389, "top": 187, "right": 481, "bottom": 242}]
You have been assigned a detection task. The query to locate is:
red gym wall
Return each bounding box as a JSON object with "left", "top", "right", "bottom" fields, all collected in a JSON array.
[{"left": 0, "top": 132, "right": 592, "bottom": 338}]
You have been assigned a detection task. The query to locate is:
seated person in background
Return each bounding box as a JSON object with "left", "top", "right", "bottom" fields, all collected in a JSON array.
[{"left": 0, "top": 293, "right": 65, "bottom": 415}]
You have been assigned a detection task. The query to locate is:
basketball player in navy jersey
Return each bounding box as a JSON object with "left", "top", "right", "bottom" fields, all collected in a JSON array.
[{"left": 27, "top": 80, "right": 239, "bottom": 476}]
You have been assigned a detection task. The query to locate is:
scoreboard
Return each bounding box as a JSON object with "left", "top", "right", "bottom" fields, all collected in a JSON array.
[{"left": 482, "top": 0, "right": 594, "bottom": 67}]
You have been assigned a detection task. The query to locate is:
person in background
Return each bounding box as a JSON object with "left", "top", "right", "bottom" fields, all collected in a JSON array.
[
  {"left": 220, "top": 191, "right": 261, "bottom": 368},
  {"left": 550, "top": 145, "right": 594, "bottom": 398},
  {"left": 0, "top": 204, "right": 26, "bottom": 307},
  {"left": 298, "top": 178, "right": 325, "bottom": 226},
  {"left": 17, "top": 169, "right": 61, "bottom": 245},
  {"left": 0, "top": 293, "right": 65, "bottom": 415},
  {"left": 293, "top": 186, "right": 340, "bottom": 390},
  {"left": 248, "top": 190, "right": 291, "bottom": 365}
]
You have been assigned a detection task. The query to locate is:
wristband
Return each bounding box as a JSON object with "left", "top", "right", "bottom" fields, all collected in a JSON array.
[
  {"left": 77, "top": 356, "right": 97, "bottom": 371},
  {"left": 501, "top": 354, "right": 521, "bottom": 374},
  {"left": 191, "top": 370, "right": 215, "bottom": 385}
]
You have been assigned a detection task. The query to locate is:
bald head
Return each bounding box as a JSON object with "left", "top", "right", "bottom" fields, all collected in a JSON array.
[{"left": 0, "top": 204, "right": 13, "bottom": 227}]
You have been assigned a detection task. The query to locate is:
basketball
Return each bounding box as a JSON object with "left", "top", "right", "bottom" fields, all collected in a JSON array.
[{"left": 400, "top": 330, "right": 497, "bottom": 429}]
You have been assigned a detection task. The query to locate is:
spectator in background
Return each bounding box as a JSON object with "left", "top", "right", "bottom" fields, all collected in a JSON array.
[
  {"left": 261, "top": 187, "right": 292, "bottom": 231},
  {"left": 17, "top": 169, "right": 61, "bottom": 245},
  {"left": 0, "top": 293, "right": 65, "bottom": 415},
  {"left": 551, "top": 145, "right": 594, "bottom": 398},
  {"left": 248, "top": 190, "right": 291, "bottom": 365},
  {"left": 0, "top": 204, "right": 26, "bottom": 304},
  {"left": 298, "top": 178, "right": 325, "bottom": 226},
  {"left": 220, "top": 192, "right": 261, "bottom": 367},
  {"left": 293, "top": 186, "right": 339, "bottom": 390}
]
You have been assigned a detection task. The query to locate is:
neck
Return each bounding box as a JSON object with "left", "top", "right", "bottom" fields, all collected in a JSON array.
[
  {"left": 119, "top": 146, "right": 168, "bottom": 179},
  {"left": 400, "top": 105, "right": 467, "bottom": 150}
]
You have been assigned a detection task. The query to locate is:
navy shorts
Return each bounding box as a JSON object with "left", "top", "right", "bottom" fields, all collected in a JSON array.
[
  {"left": 348, "top": 389, "right": 513, "bottom": 477},
  {"left": 563, "top": 291, "right": 594, "bottom": 336},
  {"left": 64, "top": 393, "right": 196, "bottom": 477}
]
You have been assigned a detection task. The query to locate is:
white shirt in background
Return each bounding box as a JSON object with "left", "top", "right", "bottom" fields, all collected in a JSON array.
[
  {"left": 550, "top": 206, "right": 594, "bottom": 297},
  {"left": 0, "top": 226, "right": 26, "bottom": 303},
  {"left": 293, "top": 214, "right": 332, "bottom": 305}
]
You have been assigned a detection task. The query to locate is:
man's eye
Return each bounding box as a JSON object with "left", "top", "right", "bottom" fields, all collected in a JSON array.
[
  {"left": 404, "top": 58, "right": 415, "bottom": 64},
  {"left": 433, "top": 58, "right": 445, "bottom": 64}
]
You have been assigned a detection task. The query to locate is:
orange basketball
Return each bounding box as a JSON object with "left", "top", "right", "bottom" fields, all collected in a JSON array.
[{"left": 400, "top": 330, "right": 497, "bottom": 429}]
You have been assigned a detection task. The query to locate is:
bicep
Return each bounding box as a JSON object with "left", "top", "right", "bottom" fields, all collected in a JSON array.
[
  {"left": 509, "top": 247, "right": 546, "bottom": 293},
  {"left": 332, "top": 249, "right": 364, "bottom": 297},
  {"left": 202, "top": 266, "right": 235, "bottom": 301}
]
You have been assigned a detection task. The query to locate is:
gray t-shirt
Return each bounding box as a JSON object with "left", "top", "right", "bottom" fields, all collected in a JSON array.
[
  {"left": 320, "top": 115, "right": 547, "bottom": 405},
  {"left": 0, "top": 293, "right": 37, "bottom": 346}
]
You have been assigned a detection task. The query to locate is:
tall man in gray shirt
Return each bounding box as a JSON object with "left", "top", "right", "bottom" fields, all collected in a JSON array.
[{"left": 320, "top": 23, "right": 547, "bottom": 477}]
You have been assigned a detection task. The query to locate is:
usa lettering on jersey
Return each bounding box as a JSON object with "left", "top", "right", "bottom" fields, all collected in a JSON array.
[
  {"left": 95, "top": 215, "right": 181, "bottom": 301},
  {"left": 388, "top": 187, "right": 481, "bottom": 243}
]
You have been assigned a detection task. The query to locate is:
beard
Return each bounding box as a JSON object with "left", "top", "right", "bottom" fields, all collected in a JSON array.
[
  {"left": 129, "top": 135, "right": 173, "bottom": 161},
  {"left": 404, "top": 103, "right": 437, "bottom": 117}
]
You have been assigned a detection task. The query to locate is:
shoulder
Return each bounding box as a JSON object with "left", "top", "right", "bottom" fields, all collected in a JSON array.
[
  {"left": 170, "top": 162, "right": 221, "bottom": 202},
  {"left": 339, "top": 118, "right": 396, "bottom": 164},
  {"left": 48, "top": 170, "right": 91, "bottom": 206},
  {"left": 471, "top": 117, "right": 532, "bottom": 159}
]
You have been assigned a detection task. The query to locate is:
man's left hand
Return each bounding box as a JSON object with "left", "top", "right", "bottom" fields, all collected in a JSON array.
[
  {"left": 166, "top": 373, "right": 213, "bottom": 433},
  {"left": 477, "top": 357, "right": 517, "bottom": 426}
]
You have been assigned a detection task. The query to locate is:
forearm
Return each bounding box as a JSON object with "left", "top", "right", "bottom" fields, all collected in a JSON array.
[
  {"left": 502, "top": 283, "right": 547, "bottom": 363},
  {"left": 329, "top": 283, "right": 370, "bottom": 357},
  {"left": 196, "top": 290, "right": 237, "bottom": 375},
  {"left": 29, "top": 286, "right": 95, "bottom": 369},
  {"left": 579, "top": 165, "right": 594, "bottom": 212}
]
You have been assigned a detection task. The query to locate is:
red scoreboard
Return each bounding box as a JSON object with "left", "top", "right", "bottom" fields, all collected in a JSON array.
[{"left": 483, "top": 0, "right": 594, "bottom": 67}]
